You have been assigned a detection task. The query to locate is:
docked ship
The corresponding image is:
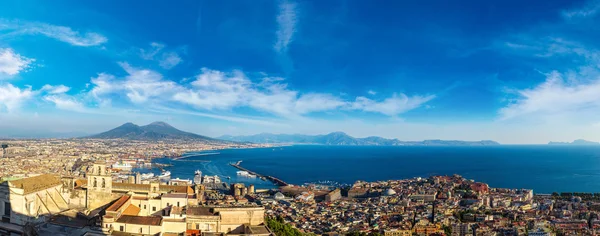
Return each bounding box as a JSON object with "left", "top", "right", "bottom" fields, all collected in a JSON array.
[
  {"left": 194, "top": 170, "right": 202, "bottom": 184},
  {"left": 140, "top": 173, "right": 155, "bottom": 180},
  {"left": 112, "top": 162, "right": 133, "bottom": 170},
  {"left": 158, "top": 171, "right": 171, "bottom": 179},
  {"left": 236, "top": 171, "right": 257, "bottom": 178}
]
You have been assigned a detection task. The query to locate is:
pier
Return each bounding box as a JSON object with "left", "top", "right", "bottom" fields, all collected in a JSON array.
[{"left": 229, "top": 162, "right": 289, "bottom": 186}]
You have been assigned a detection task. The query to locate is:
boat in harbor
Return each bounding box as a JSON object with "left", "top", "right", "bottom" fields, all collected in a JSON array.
[
  {"left": 141, "top": 173, "right": 155, "bottom": 180},
  {"left": 236, "top": 171, "right": 256, "bottom": 178},
  {"left": 158, "top": 171, "right": 171, "bottom": 179},
  {"left": 112, "top": 162, "right": 133, "bottom": 170}
]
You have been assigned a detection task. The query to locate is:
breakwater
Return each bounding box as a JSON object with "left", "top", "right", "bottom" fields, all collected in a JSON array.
[{"left": 229, "top": 162, "right": 289, "bottom": 186}]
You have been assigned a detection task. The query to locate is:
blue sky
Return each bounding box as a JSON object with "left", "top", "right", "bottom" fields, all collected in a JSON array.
[{"left": 1, "top": 0, "right": 600, "bottom": 143}]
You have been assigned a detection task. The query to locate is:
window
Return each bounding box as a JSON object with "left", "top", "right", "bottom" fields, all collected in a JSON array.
[
  {"left": 144, "top": 205, "right": 146, "bottom": 209},
  {"left": 196, "top": 223, "right": 200, "bottom": 230},
  {"left": 4, "top": 202, "right": 10, "bottom": 216},
  {"left": 152, "top": 206, "right": 156, "bottom": 211},
  {"left": 101, "top": 178, "right": 106, "bottom": 188},
  {"left": 93, "top": 177, "right": 97, "bottom": 187},
  {"left": 97, "top": 166, "right": 101, "bottom": 174},
  {"left": 177, "top": 201, "right": 180, "bottom": 207},
  {"left": 119, "top": 226, "right": 124, "bottom": 231},
  {"left": 139, "top": 228, "right": 143, "bottom": 233}
]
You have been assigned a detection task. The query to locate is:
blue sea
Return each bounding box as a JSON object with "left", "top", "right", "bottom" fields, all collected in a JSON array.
[{"left": 135, "top": 145, "right": 600, "bottom": 193}]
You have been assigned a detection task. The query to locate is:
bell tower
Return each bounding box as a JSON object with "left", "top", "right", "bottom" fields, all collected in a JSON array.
[
  {"left": 87, "top": 162, "right": 112, "bottom": 193},
  {"left": 86, "top": 162, "right": 114, "bottom": 209}
]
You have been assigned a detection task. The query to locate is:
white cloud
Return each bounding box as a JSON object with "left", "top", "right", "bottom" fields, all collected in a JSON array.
[
  {"left": 90, "top": 63, "right": 179, "bottom": 104},
  {"left": 139, "top": 42, "right": 165, "bottom": 60},
  {"left": 0, "top": 19, "right": 107, "bottom": 46},
  {"left": 139, "top": 42, "right": 183, "bottom": 69},
  {"left": 0, "top": 83, "right": 34, "bottom": 112},
  {"left": 367, "top": 90, "right": 377, "bottom": 95},
  {"left": 274, "top": 0, "right": 297, "bottom": 53},
  {"left": 0, "top": 48, "right": 34, "bottom": 76},
  {"left": 159, "top": 51, "right": 182, "bottom": 69},
  {"left": 499, "top": 70, "right": 600, "bottom": 120},
  {"left": 562, "top": 0, "right": 600, "bottom": 19},
  {"left": 174, "top": 69, "right": 350, "bottom": 117},
  {"left": 350, "top": 94, "right": 436, "bottom": 116},
  {"left": 41, "top": 84, "right": 70, "bottom": 94},
  {"left": 82, "top": 64, "right": 434, "bottom": 118},
  {"left": 43, "top": 95, "right": 86, "bottom": 112}
]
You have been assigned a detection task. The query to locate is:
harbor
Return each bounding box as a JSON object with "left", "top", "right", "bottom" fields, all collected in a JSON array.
[{"left": 229, "top": 161, "right": 289, "bottom": 186}]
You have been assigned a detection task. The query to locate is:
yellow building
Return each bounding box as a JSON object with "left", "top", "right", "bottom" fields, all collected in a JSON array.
[{"left": 0, "top": 174, "right": 68, "bottom": 226}]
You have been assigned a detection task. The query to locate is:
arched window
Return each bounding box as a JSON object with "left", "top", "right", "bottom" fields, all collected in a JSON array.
[
  {"left": 93, "top": 177, "right": 97, "bottom": 187},
  {"left": 101, "top": 178, "right": 106, "bottom": 188},
  {"left": 139, "top": 228, "right": 143, "bottom": 233},
  {"left": 97, "top": 166, "right": 101, "bottom": 174},
  {"left": 153, "top": 187, "right": 157, "bottom": 192}
]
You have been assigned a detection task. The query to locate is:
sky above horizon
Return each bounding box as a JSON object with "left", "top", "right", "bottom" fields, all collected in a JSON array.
[{"left": 1, "top": 0, "right": 600, "bottom": 144}]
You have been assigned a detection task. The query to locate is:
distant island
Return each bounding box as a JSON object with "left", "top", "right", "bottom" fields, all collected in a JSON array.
[
  {"left": 85, "top": 121, "right": 222, "bottom": 143},
  {"left": 548, "top": 139, "right": 600, "bottom": 145},
  {"left": 218, "top": 132, "right": 500, "bottom": 146}
]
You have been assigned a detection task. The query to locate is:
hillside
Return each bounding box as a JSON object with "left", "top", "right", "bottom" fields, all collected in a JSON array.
[
  {"left": 218, "top": 132, "right": 500, "bottom": 146},
  {"left": 86, "top": 121, "right": 218, "bottom": 142}
]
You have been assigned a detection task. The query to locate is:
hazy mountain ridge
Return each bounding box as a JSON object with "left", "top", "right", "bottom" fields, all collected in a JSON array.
[
  {"left": 548, "top": 139, "right": 600, "bottom": 145},
  {"left": 218, "top": 132, "right": 500, "bottom": 146},
  {"left": 86, "top": 121, "right": 219, "bottom": 142}
]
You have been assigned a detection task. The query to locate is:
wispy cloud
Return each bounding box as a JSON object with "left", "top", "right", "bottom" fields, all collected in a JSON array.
[
  {"left": 274, "top": 0, "right": 298, "bottom": 53},
  {"left": 41, "top": 84, "right": 70, "bottom": 94},
  {"left": 499, "top": 70, "right": 600, "bottom": 121},
  {"left": 0, "top": 19, "right": 107, "bottom": 46},
  {"left": 159, "top": 51, "right": 182, "bottom": 69},
  {"left": 350, "top": 94, "right": 436, "bottom": 116},
  {"left": 139, "top": 42, "right": 183, "bottom": 69},
  {"left": 562, "top": 0, "right": 600, "bottom": 19},
  {"left": 43, "top": 95, "right": 86, "bottom": 112},
  {"left": 0, "top": 48, "right": 34, "bottom": 77},
  {"left": 149, "top": 106, "right": 288, "bottom": 127},
  {"left": 367, "top": 90, "right": 377, "bottom": 95}
]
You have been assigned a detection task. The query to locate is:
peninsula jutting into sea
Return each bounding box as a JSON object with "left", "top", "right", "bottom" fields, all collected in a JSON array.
[{"left": 1, "top": 122, "right": 600, "bottom": 235}]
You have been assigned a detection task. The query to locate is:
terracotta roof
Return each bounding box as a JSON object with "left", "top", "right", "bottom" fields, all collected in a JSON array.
[
  {"left": 8, "top": 174, "right": 61, "bottom": 194},
  {"left": 106, "top": 195, "right": 130, "bottom": 212},
  {"left": 115, "top": 215, "right": 162, "bottom": 226},
  {"left": 74, "top": 179, "right": 87, "bottom": 188},
  {"left": 122, "top": 204, "right": 141, "bottom": 216}
]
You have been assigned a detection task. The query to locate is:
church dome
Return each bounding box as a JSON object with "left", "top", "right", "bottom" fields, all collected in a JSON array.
[
  {"left": 274, "top": 192, "right": 285, "bottom": 200},
  {"left": 384, "top": 188, "right": 396, "bottom": 196}
]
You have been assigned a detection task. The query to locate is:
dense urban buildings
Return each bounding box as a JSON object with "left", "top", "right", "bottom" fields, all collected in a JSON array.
[{"left": 1, "top": 139, "right": 599, "bottom": 236}]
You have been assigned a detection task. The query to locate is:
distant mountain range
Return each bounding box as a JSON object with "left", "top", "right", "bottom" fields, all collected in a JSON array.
[
  {"left": 86, "top": 122, "right": 219, "bottom": 142},
  {"left": 218, "top": 132, "right": 500, "bottom": 146},
  {"left": 548, "top": 139, "right": 600, "bottom": 145}
]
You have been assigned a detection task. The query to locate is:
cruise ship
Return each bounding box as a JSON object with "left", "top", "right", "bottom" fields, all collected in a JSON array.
[
  {"left": 112, "top": 162, "right": 133, "bottom": 170},
  {"left": 158, "top": 171, "right": 171, "bottom": 179},
  {"left": 236, "top": 171, "right": 257, "bottom": 178},
  {"left": 140, "top": 173, "right": 154, "bottom": 180}
]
